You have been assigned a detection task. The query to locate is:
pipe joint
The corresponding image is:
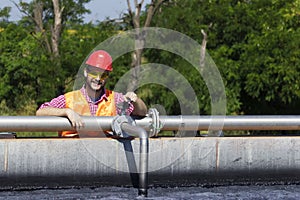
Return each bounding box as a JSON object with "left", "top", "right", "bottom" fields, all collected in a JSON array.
[
  {"left": 111, "top": 115, "right": 136, "bottom": 138},
  {"left": 147, "top": 108, "right": 161, "bottom": 137}
]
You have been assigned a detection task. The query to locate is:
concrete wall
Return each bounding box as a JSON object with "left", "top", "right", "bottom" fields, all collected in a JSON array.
[{"left": 1, "top": 137, "right": 300, "bottom": 189}]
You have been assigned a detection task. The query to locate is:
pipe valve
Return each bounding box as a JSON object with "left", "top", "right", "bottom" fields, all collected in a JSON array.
[
  {"left": 111, "top": 115, "right": 136, "bottom": 138},
  {"left": 112, "top": 100, "right": 136, "bottom": 138}
]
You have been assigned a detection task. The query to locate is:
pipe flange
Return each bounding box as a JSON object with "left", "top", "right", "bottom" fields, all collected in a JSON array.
[
  {"left": 111, "top": 115, "right": 136, "bottom": 138},
  {"left": 148, "top": 108, "right": 161, "bottom": 137}
]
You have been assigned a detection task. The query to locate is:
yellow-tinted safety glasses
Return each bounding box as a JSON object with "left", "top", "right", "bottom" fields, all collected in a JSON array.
[{"left": 87, "top": 71, "right": 109, "bottom": 79}]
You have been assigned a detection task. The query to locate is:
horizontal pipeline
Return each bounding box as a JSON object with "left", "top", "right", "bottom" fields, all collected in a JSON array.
[{"left": 1, "top": 115, "right": 300, "bottom": 132}]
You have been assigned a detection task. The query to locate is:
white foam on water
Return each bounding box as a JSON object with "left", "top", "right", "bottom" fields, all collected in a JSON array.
[{"left": 1, "top": 185, "right": 300, "bottom": 199}]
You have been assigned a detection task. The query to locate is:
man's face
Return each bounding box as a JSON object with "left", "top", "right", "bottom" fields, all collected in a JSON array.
[{"left": 85, "top": 66, "right": 110, "bottom": 91}]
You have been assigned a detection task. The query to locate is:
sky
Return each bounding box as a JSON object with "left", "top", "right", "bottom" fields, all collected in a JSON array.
[{"left": 0, "top": 0, "right": 151, "bottom": 23}]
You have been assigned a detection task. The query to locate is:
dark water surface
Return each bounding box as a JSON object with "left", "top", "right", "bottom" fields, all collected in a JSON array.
[{"left": 1, "top": 184, "right": 300, "bottom": 199}]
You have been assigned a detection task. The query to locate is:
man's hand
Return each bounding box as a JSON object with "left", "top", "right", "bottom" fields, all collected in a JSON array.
[
  {"left": 36, "top": 106, "right": 85, "bottom": 129},
  {"left": 123, "top": 92, "right": 148, "bottom": 116},
  {"left": 65, "top": 108, "right": 84, "bottom": 129},
  {"left": 124, "top": 92, "right": 138, "bottom": 102}
]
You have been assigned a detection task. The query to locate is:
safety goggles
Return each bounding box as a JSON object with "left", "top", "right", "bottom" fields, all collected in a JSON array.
[{"left": 87, "top": 71, "right": 110, "bottom": 79}]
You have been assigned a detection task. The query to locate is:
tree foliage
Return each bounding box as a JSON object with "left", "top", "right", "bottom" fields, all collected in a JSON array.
[
  {"left": 0, "top": 0, "right": 114, "bottom": 115},
  {"left": 148, "top": 0, "right": 300, "bottom": 115},
  {"left": 0, "top": 0, "right": 299, "bottom": 118}
]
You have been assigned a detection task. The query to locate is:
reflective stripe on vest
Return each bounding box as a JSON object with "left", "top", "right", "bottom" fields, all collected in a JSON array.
[{"left": 60, "top": 90, "right": 116, "bottom": 137}]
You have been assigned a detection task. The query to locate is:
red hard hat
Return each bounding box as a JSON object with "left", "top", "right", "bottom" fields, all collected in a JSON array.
[{"left": 85, "top": 50, "right": 113, "bottom": 71}]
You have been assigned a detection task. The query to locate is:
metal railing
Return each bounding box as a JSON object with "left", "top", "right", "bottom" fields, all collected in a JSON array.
[
  {"left": 1, "top": 115, "right": 300, "bottom": 132},
  {"left": 1, "top": 115, "right": 300, "bottom": 197}
]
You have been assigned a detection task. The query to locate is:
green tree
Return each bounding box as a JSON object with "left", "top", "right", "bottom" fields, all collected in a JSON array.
[
  {"left": 240, "top": 0, "right": 300, "bottom": 114},
  {"left": 0, "top": 0, "right": 94, "bottom": 114},
  {"left": 146, "top": 0, "right": 300, "bottom": 116}
]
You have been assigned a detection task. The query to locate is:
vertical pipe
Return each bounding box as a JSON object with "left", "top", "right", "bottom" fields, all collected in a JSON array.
[
  {"left": 120, "top": 123, "right": 149, "bottom": 197},
  {"left": 138, "top": 137, "right": 149, "bottom": 196}
]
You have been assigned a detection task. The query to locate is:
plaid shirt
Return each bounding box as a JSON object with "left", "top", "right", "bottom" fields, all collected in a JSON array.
[{"left": 38, "top": 87, "right": 134, "bottom": 116}]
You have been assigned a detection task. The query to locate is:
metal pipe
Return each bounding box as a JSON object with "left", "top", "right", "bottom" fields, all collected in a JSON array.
[
  {"left": 0, "top": 116, "right": 113, "bottom": 132},
  {"left": 120, "top": 122, "right": 149, "bottom": 197},
  {"left": 138, "top": 115, "right": 300, "bottom": 131},
  {"left": 1, "top": 115, "right": 300, "bottom": 132}
]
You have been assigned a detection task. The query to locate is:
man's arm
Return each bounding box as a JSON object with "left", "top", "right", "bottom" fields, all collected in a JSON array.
[
  {"left": 131, "top": 98, "right": 148, "bottom": 116},
  {"left": 36, "top": 106, "right": 71, "bottom": 117},
  {"left": 36, "top": 105, "right": 84, "bottom": 128}
]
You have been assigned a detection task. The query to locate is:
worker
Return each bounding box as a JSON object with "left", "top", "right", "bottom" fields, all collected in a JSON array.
[{"left": 36, "top": 50, "right": 148, "bottom": 137}]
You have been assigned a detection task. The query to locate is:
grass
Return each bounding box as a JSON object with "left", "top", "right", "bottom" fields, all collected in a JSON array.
[{"left": 16, "top": 132, "right": 58, "bottom": 138}]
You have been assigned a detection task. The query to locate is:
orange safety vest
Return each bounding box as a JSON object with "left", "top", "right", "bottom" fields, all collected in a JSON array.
[{"left": 60, "top": 89, "right": 117, "bottom": 137}]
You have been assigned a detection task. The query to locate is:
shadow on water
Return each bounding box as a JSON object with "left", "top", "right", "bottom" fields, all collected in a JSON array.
[{"left": 118, "top": 138, "right": 140, "bottom": 189}]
